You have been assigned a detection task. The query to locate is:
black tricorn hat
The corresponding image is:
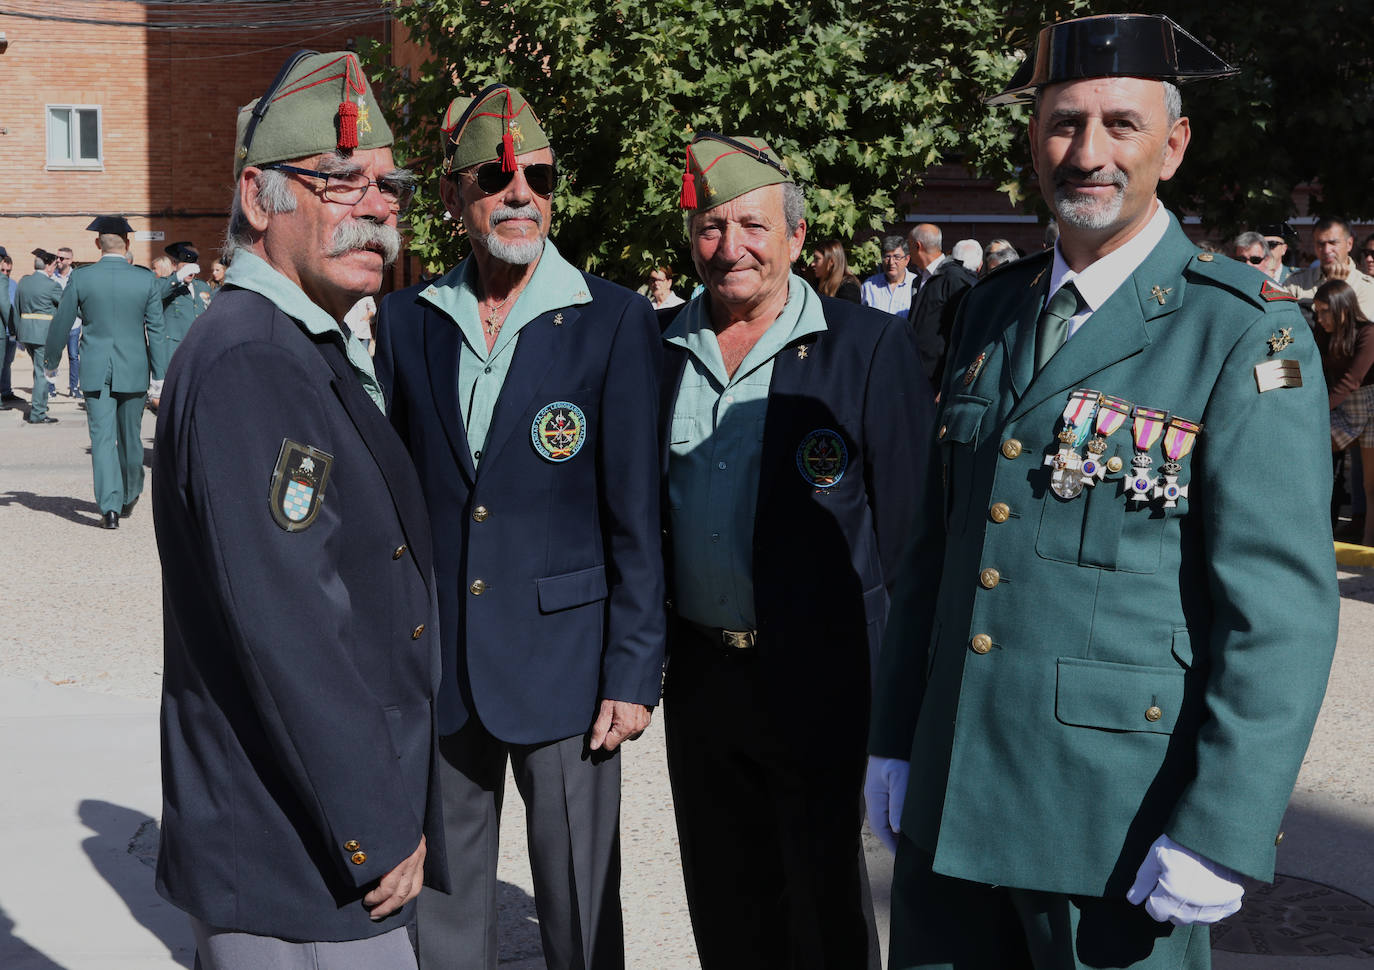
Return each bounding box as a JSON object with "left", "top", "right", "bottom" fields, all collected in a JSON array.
[
  {"left": 31, "top": 248, "right": 56, "bottom": 263},
  {"left": 164, "top": 241, "right": 199, "bottom": 264},
  {"left": 988, "top": 14, "right": 1238, "bottom": 106},
  {"left": 86, "top": 215, "right": 134, "bottom": 235}
]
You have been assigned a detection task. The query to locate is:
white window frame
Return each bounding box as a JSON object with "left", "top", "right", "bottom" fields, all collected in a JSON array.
[{"left": 45, "top": 104, "right": 103, "bottom": 170}]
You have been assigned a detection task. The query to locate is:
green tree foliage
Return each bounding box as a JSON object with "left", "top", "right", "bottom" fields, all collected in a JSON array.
[{"left": 369, "top": 0, "right": 1085, "bottom": 285}]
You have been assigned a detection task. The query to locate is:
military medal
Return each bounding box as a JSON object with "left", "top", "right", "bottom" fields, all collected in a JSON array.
[
  {"left": 1080, "top": 394, "right": 1131, "bottom": 485},
  {"left": 1154, "top": 416, "right": 1202, "bottom": 508},
  {"left": 1044, "top": 388, "right": 1098, "bottom": 500},
  {"left": 1126, "top": 406, "right": 1168, "bottom": 504}
]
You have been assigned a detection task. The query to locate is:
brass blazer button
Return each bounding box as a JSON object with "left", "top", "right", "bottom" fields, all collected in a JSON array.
[
  {"left": 472, "top": 506, "right": 489, "bottom": 522},
  {"left": 351, "top": 851, "right": 368, "bottom": 865},
  {"left": 1105, "top": 456, "right": 1124, "bottom": 474},
  {"left": 1001, "top": 439, "right": 1023, "bottom": 460},
  {"left": 970, "top": 634, "right": 992, "bottom": 655},
  {"left": 1275, "top": 830, "right": 1285, "bottom": 846},
  {"left": 411, "top": 624, "right": 425, "bottom": 639},
  {"left": 344, "top": 840, "right": 360, "bottom": 852},
  {"left": 979, "top": 568, "right": 1001, "bottom": 589},
  {"left": 1145, "top": 705, "right": 1163, "bottom": 722},
  {"left": 938, "top": 424, "right": 948, "bottom": 440},
  {"left": 989, "top": 502, "right": 1010, "bottom": 524},
  {"left": 470, "top": 579, "right": 487, "bottom": 595},
  {"left": 392, "top": 545, "right": 407, "bottom": 560}
]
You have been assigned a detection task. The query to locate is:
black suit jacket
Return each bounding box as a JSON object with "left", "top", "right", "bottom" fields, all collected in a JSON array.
[
  {"left": 908, "top": 258, "right": 978, "bottom": 387},
  {"left": 376, "top": 270, "right": 666, "bottom": 744},
  {"left": 153, "top": 288, "right": 448, "bottom": 942},
  {"left": 660, "top": 296, "right": 932, "bottom": 729}
]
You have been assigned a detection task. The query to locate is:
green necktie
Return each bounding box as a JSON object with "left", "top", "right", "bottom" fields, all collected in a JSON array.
[{"left": 1034, "top": 282, "right": 1082, "bottom": 372}]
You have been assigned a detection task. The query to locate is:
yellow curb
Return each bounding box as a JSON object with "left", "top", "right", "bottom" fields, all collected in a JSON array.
[{"left": 1335, "top": 542, "right": 1374, "bottom": 568}]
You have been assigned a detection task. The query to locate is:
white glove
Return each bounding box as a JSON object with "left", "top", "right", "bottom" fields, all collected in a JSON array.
[
  {"left": 176, "top": 263, "right": 201, "bottom": 282},
  {"left": 1126, "top": 834, "right": 1244, "bottom": 925},
  {"left": 863, "top": 756, "right": 910, "bottom": 855}
]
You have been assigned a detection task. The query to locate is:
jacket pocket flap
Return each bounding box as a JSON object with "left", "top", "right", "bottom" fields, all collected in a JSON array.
[
  {"left": 1055, "top": 658, "right": 1184, "bottom": 735},
  {"left": 537, "top": 565, "right": 608, "bottom": 613},
  {"left": 942, "top": 394, "right": 992, "bottom": 445}
]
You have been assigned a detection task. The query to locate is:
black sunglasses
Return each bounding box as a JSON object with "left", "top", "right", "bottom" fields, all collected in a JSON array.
[
  {"left": 1243, "top": 255, "right": 1265, "bottom": 264},
  {"left": 1361, "top": 250, "right": 1374, "bottom": 260},
  {"left": 456, "top": 162, "right": 557, "bottom": 197}
]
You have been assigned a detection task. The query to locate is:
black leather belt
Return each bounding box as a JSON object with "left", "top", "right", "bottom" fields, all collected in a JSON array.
[{"left": 679, "top": 618, "right": 758, "bottom": 650}]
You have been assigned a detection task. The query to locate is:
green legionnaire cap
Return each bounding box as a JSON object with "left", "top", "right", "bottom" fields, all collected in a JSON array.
[
  {"left": 678, "top": 133, "right": 795, "bottom": 212},
  {"left": 440, "top": 84, "right": 550, "bottom": 175},
  {"left": 988, "top": 14, "right": 1238, "bottom": 106},
  {"left": 234, "top": 49, "right": 393, "bottom": 177},
  {"left": 86, "top": 215, "right": 133, "bottom": 234}
]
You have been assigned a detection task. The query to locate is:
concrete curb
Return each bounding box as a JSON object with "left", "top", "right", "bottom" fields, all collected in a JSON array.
[{"left": 1335, "top": 541, "right": 1374, "bottom": 568}]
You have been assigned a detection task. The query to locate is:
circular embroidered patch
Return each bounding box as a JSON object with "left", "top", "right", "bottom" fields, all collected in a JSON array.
[
  {"left": 531, "top": 402, "right": 587, "bottom": 462},
  {"left": 796, "top": 428, "right": 848, "bottom": 488}
]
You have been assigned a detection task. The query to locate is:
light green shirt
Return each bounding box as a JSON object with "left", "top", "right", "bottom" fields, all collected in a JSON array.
[
  {"left": 418, "top": 240, "right": 591, "bottom": 467},
  {"left": 664, "top": 274, "right": 827, "bottom": 628},
  {"left": 224, "top": 250, "right": 385, "bottom": 412}
]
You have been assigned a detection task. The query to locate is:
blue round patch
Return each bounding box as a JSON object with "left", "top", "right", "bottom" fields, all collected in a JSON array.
[
  {"left": 796, "top": 428, "right": 848, "bottom": 488},
  {"left": 531, "top": 401, "right": 587, "bottom": 462}
]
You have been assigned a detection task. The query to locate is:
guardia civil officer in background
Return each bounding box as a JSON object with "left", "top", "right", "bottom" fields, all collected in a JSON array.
[
  {"left": 152, "top": 50, "right": 448, "bottom": 969},
  {"left": 663, "top": 134, "right": 929, "bottom": 969},
  {"left": 16, "top": 249, "right": 64, "bottom": 424},
  {"left": 148, "top": 240, "right": 211, "bottom": 410},
  {"left": 866, "top": 15, "right": 1339, "bottom": 969},
  {"left": 46, "top": 216, "right": 167, "bottom": 529}
]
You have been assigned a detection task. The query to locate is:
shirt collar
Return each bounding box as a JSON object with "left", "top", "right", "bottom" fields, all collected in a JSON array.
[
  {"left": 664, "top": 273, "right": 827, "bottom": 352},
  {"left": 1048, "top": 200, "right": 1170, "bottom": 312}
]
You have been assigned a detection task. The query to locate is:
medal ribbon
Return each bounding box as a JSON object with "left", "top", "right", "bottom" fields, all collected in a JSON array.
[
  {"left": 1162, "top": 417, "right": 1202, "bottom": 462},
  {"left": 1094, "top": 395, "right": 1131, "bottom": 438},
  {"left": 1131, "top": 406, "right": 1168, "bottom": 453},
  {"left": 1061, "top": 389, "right": 1099, "bottom": 449}
]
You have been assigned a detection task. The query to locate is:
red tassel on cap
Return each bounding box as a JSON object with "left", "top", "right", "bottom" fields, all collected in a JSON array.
[
  {"left": 501, "top": 128, "right": 517, "bottom": 172},
  {"left": 338, "top": 100, "right": 359, "bottom": 150},
  {"left": 679, "top": 171, "right": 697, "bottom": 210}
]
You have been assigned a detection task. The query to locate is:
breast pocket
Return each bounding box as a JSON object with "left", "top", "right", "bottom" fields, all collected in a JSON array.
[
  {"left": 1035, "top": 441, "right": 1165, "bottom": 573},
  {"left": 940, "top": 394, "right": 992, "bottom": 527}
]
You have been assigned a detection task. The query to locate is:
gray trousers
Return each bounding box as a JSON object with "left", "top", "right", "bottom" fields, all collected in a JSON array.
[
  {"left": 418, "top": 720, "right": 624, "bottom": 970},
  {"left": 190, "top": 917, "right": 416, "bottom": 970}
]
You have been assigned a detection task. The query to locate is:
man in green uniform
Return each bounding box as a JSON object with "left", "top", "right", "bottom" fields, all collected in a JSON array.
[
  {"left": 866, "top": 14, "right": 1340, "bottom": 970},
  {"left": 148, "top": 241, "right": 210, "bottom": 410},
  {"left": 46, "top": 216, "right": 167, "bottom": 528},
  {"left": 16, "top": 250, "right": 64, "bottom": 424}
]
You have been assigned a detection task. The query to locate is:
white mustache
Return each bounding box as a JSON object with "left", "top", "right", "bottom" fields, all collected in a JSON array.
[
  {"left": 490, "top": 205, "right": 543, "bottom": 228},
  {"left": 327, "top": 219, "right": 402, "bottom": 265}
]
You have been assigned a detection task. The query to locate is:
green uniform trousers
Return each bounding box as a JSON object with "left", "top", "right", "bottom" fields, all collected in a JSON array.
[
  {"left": 84, "top": 386, "right": 146, "bottom": 514},
  {"left": 24, "top": 344, "right": 50, "bottom": 421},
  {"left": 890, "top": 839, "right": 1209, "bottom": 970}
]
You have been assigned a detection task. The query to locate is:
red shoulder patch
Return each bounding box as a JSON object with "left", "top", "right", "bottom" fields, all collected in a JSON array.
[{"left": 1260, "top": 279, "right": 1297, "bottom": 302}]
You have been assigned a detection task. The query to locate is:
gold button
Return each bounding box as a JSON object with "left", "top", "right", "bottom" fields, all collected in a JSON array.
[
  {"left": 1145, "top": 705, "right": 1163, "bottom": 722},
  {"left": 472, "top": 505, "right": 489, "bottom": 522},
  {"left": 351, "top": 851, "right": 368, "bottom": 865},
  {"left": 470, "top": 579, "right": 486, "bottom": 595},
  {"left": 989, "top": 502, "right": 1010, "bottom": 524},
  {"left": 392, "top": 545, "right": 407, "bottom": 560},
  {"left": 1197, "top": 252, "right": 1215, "bottom": 262},
  {"left": 938, "top": 424, "right": 948, "bottom": 440},
  {"left": 1001, "top": 439, "right": 1023, "bottom": 460},
  {"left": 411, "top": 624, "right": 425, "bottom": 639},
  {"left": 979, "top": 568, "right": 1001, "bottom": 589},
  {"left": 1275, "top": 830, "right": 1285, "bottom": 846},
  {"left": 1106, "top": 456, "right": 1124, "bottom": 474},
  {"left": 970, "top": 634, "right": 992, "bottom": 655},
  {"left": 344, "top": 840, "right": 360, "bottom": 852}
]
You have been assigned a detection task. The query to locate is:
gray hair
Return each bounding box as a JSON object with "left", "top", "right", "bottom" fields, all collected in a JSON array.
[
  {"left": 224, "top": 168, "right": 298, "bottom": 260},
  {"left": 686, "top": 180, "right": 806, "bottom": 237},
  {"left": 951, "top": 239, "right": 982, "bottom": 272},
  {"left": 909, "top": 223, "right": 942, "bottom": 253},
  {"left": 1233, "top": 231, "right": 1270, "bottom": 257},
  {"left": 33, "top": 256, "right": 45, "bottom": 271},
  {"left": 881, "top": 235, "right": 908, "bottom": 257},
  {"left": 984, "top": 239, "right": 1020, "bottom": 271}
]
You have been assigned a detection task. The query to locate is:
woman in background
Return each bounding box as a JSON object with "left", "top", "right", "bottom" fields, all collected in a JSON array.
[
  {"left": 1315, "top": 279, "right": 1374, "bottom": 545},
  {"left": 807, "top": 239, "right": 860, "bottom": 303}
]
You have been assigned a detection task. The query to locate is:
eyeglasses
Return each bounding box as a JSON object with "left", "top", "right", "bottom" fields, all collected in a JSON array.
[
  {"left": 1361, "top": 250, "right": 1374, "bottom": 261},
  {"left": 1242, "top": 255, "right": 1266, "bottom": 264},
  {"left": 881, "top": 254, "right": 908, "bottom": 263},
  {"left": 1264, "top": 239, "right": 1285, "bottom": 248},
  {"left": 264, "top": 164, "right": 415, "bottom": 212},
  {"left": 456, "top": 162, "right": 558, "bottom": 197}
]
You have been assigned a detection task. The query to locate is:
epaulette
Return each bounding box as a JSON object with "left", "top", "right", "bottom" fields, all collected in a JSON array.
[
  {"left": 975, "top": 248, "right": 1052, "bottom": 290},
  {"left": 1184, "top": 250, "right": 1296, "bottom": 312}
]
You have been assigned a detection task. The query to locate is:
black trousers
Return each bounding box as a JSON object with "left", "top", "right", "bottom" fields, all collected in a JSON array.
[{"left": 663, "top": 619, "right": 875, "bottom": 970}]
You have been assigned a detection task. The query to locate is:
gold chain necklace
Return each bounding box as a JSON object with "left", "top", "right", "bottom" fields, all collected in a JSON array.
[{"left": 481, "top": 289, "right": 521, "bottom": 336}]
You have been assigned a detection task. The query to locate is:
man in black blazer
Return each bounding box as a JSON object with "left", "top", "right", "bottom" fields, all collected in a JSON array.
[
  {"left": 152, "top": 51, "right": 448, "bottom": 968},
  {"left": 907, "top": 222, "right": 979, "bottom": 388},
  {"left": 661, "top": 132, "right": 933, "bottom": 969},
  {"left": 374, "top": 86, "right": 664, "bottom": 970}
]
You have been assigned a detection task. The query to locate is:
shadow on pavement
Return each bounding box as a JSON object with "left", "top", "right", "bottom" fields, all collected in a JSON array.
[
  {"left": 78, "top": 800, "right": 193, "bottom": 968},
  {"left": 0, "top": 491, "right": 103, "bottom": 528},
  {"left": 1338, "top": 570, "right": 1374, "bottom": 605},
  {"left": 498, "top": 879, "right": 543, "bottom": 963},
  {"left": 0, "top": 903, "right": 65, "bottom": 970}
]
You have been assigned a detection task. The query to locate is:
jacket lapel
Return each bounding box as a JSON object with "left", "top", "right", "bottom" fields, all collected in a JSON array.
[
  {"left": 423, "top": 307, "right": 477, "bottom": 485},
  {"left": 1001, "top": 259, "right": 1051, "bottom": 402},
  {"left": 660, "top": 343, "right": 689, "bottom": 476},
  {"left": 475, "top": 307, "right": 573, "bottom": 470}
]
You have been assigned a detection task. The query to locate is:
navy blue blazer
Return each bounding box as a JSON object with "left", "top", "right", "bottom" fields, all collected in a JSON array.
[
  {"left": 153, "top": 288, "right": 448, "bottom": 942},
  {"left": 660, "top": 296, "right": 933, "bottom": 714},
  {"left": 375, "top": 269, "right": 666, "bottom": 744}
]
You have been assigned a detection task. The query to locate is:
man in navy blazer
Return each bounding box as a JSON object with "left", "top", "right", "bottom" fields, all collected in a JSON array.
[
  {"left": 374, "top": 86, "right": 664, "bottom": 970},
  {"left": 660, "top": 133, "right": 932, "bottom": 969}
]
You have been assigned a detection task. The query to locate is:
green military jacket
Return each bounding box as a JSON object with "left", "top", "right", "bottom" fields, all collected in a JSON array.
[
  {"left": 160, "top": 274, "right": 212, "bottom": 349},
  {"left": 47, "top": 255, "right": 167, "bottom": 393},
  {"left": 871, "top": 215, "right": 1338, "bottom": 897},
  {"left": 15, "top": 272, "right": 64, "bottom": 345}
]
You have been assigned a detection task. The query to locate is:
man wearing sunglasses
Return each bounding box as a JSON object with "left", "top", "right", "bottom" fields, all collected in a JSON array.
[
  {"left": 151, "top": 51, "right": 449, "bottom": 969},
  {"left": 1287, "top": 216, "right": 1374, "bottom": 319},
  {"left": 1231, "top": 231, "right": 1270, "bottom": 272},
  {"left": 375, "top": 85, "right": 664, "bottom": 970}
]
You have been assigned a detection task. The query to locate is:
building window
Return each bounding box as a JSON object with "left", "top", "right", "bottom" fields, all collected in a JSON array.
[{"left": 46, "top": 105, "right": 102, "bottom": 169}]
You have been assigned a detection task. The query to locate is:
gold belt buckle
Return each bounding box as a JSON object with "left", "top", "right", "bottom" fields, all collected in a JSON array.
[{"left": 720, "top": 629, "right": 756, "bottom": 649}]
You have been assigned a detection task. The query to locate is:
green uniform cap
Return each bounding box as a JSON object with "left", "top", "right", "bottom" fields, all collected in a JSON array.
[
  {"left": 679, "top": 132, "right": 794, "bottom": 211},
  {"left": 234, "top": 50, "right": 393, "bottom": 177},
  {"left": 441, "top": 84, "right": 550, "bottom": 174}
]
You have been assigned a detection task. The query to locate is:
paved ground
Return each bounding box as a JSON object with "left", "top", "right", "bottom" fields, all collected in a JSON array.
[{"left": 1, "top": 363, "right": 1372, "bottom": 967}]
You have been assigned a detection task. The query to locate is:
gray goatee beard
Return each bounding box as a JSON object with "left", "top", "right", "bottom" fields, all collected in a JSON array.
[
  {"left": 1051, "top": 167, "right": 1129, "bottom": 231},
  {"left": 327, "top": 219, "right": 402, "bottom": 267},
  {"left": 481, "top": 205, "right": 546, "bottom": 266}
]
